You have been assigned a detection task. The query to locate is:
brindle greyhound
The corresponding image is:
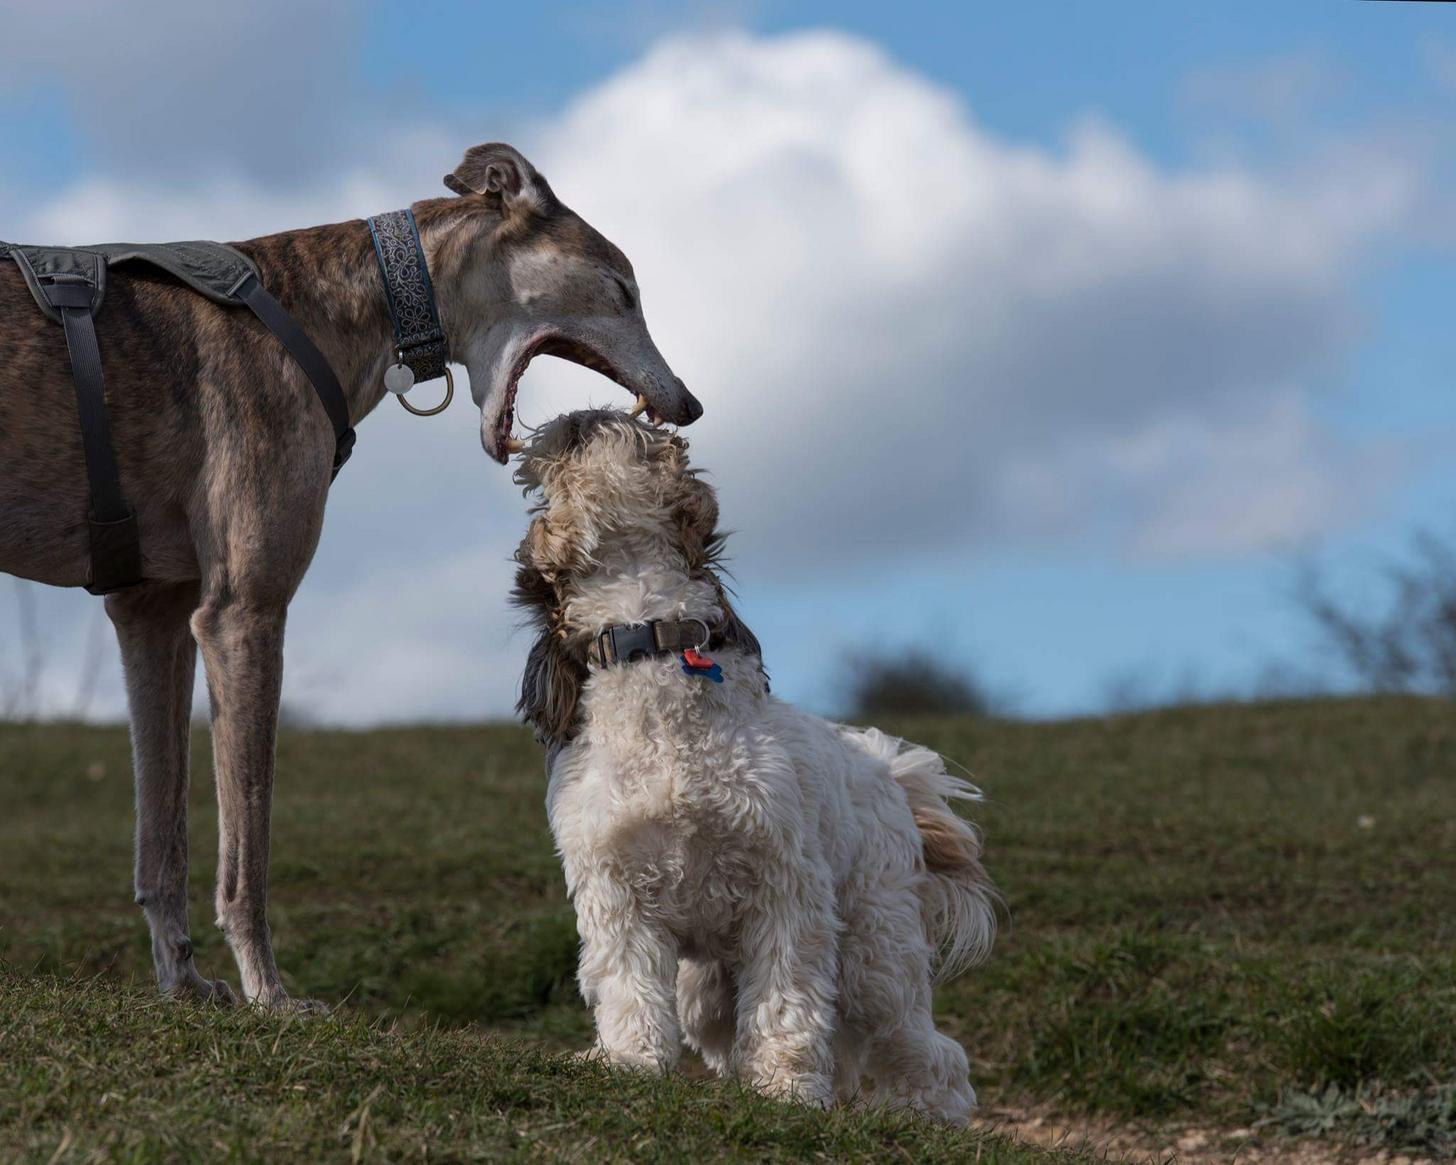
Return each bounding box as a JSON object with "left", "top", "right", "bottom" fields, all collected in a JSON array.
[{"left": 0, "top": 143, "right": 701, "bottom": 1011}]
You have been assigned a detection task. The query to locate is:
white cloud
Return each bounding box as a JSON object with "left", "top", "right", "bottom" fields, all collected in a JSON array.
[
  {"left": 282, "top": 543, "right": 523, "bottom": 724},
  {"left": 0, "top": 0, "right": 365, "bottom": 182},
  {"left": 1088, "top": 397, "right": 1400, "bottom": 559},
  {"left": 1423, "top": 34, "right": 1456, "bottom": 97},
  {"left": 1, "top": 29, "right": 1435, "bottom": 722},
  {"left": 1181, "top": 50, "right": 1345, "bottom": 127},
  {"left": 527, "top": 31, "right": 1421, "bottom": 570}
]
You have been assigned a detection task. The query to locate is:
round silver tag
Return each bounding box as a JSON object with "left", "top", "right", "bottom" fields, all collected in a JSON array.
[{"left": 384, "top": 362, "right": 416, "bottom": 395}]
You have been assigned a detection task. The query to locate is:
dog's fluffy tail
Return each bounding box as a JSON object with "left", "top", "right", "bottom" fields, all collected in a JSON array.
[{"left": 855, "top": 728, "right": 999, "bottom": 982}]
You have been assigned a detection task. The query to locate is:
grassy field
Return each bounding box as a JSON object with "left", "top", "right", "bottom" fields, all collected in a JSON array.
[{"left": 1, "top": 697, "right": 1453, "bottom": 1162}]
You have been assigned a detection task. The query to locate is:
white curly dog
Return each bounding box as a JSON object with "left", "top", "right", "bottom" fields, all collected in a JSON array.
[{"left": 512, "top": 409, "right": 997, "bottom": 1124}]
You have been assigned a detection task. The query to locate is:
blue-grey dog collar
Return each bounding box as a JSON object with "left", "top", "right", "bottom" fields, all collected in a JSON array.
[{"left": 367, "top": 208, "right": 450, "bottom": 384}]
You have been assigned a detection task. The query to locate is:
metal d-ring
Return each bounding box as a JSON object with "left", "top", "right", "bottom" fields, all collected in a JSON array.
[
  {"left": 684, "top": 618, "right": 711, "bottom": 651},
  {"left": 397, "top": 366, "right": 454, "bottom": 417}
]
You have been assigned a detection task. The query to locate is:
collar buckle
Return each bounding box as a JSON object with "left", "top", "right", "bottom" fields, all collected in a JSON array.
[{"left": 601, "top": 622, "right": 659, "bottom": 665}]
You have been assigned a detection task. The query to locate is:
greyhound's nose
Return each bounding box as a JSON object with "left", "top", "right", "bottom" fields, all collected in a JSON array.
[{"left": 677, "top": 381, "right": 704, "bottom": 424}]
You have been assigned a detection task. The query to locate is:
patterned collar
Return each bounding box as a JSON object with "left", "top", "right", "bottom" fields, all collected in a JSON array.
[{"left": 367, "top": 208, "right": 450, "bottom": 384}]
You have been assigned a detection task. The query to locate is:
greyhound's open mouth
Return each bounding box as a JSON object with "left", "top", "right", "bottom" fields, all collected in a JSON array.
[{"left": 491, "top": 334, "right": 664, "bottom": 462}]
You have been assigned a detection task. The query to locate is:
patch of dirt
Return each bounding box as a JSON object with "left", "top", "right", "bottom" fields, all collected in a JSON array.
[{"left": 978, "top": 1104, "right": 1438, "bottom": 1165}]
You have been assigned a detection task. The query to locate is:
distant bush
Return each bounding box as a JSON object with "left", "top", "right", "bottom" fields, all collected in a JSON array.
[
  {"left": 841, "top": 648, "right": 994, "bottom": 719},
  {"left": 1298, "top": 530, "right": 1456, "bottom": 696}
]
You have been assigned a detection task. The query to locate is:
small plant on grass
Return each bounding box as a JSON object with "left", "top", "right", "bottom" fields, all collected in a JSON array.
[{"left": 1262, "top": 1083, "right": 1456, "bottom": 1158}]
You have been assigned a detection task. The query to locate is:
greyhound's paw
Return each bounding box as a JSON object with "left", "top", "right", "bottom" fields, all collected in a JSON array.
[
  {"left": 165, "top": 973, "right": 238, "bottom": 1007},
  {"left": 252, "top": 993, "right": 331, "bottom": 1017},
  {"left": 282, "top": 996, "right": 331, "bottom": 1017},
  {"left": 201, "top": 978, "right": 239, "bottom": 1006}
]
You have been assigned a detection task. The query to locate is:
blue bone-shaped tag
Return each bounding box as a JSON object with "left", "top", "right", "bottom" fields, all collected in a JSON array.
[{"left": 680, "top": 650, "right": 724, "bottom": 683}]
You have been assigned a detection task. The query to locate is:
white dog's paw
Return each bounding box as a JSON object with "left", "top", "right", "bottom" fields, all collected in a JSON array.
[
  {"left": 903, "top": 1079, "right": 977, "bottom": 1126},
  {"left": 579, "top": 1040, "right": 676, "bottom": 1075},
  {"left": 749, "top": 1071, "right": 834, "bottom": 1109},
  {"left": 945, "top": 1082, "right": 978, "bottom": 1126},
  {"left": 605, "top": 1048, "right": 676, "bottom": 1075}
]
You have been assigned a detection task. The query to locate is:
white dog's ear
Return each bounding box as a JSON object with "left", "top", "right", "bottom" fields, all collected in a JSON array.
[
  {"left": 709, "top": 584, "right": 764, "bottom": 663},
  {"left": 518, "top": 620, "right": 585, "bottom": 746},
  {"left": 660, "top": 444, "right": 766, "bottom": 674},
  {"left": 444, "top": 143, "right": 550, "bottom": 215},
  {"left": 511, "top": 531, "right": 587, "bottom": 746},
  {"left": 672, "top": 472, "right": 721, "bottom": 569},
  {"left": 524, "top": 511, "right": 583, "bottom": 577}
]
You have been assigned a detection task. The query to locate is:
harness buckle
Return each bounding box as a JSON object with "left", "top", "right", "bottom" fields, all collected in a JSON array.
[
  {"left": 38, "top": 273, "right": 99, "bottom": 311},
  {"left": 602, "top": 622, "right": 658, "bottom": 664},
  {"left": 331, "top": 427, "right": 358, "bottom": 479}
]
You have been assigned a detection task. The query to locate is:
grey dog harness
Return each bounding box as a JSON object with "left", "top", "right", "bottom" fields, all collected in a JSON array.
[{"left": 1, "top": 239, "right": 356, "bottom": 595}]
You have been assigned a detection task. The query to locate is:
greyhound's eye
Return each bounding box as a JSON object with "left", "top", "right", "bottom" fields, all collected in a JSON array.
[{"left": 611, "top": 275, "right": 636, "bottom": 312}]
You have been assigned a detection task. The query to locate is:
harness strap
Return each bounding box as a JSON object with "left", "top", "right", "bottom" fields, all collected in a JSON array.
[
  {"left": 38, "top": 272, "right": 142, "bottom": 595},
  {"left": 230, "top": 272, "right": 357, "bottom": 478}
]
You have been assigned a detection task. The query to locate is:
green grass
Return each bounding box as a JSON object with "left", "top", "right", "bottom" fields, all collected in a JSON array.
[
  {"left": 0, "top": 968, "right": 1088, "bottom": 1164},
  {"left": 1, "top": 696, "right": 1453, "bottom": 1160}
]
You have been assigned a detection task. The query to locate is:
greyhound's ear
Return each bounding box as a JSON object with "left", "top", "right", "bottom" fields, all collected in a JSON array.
[{"left": 444, "top": 143, "right": 549, "bottom": 213}]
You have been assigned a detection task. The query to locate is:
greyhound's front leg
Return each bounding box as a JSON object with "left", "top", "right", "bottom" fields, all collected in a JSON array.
[
  {"left": 107, "top": 581, "right": 235, "bottom": 1005},
  {"left": 192, "top": 591, "right": 325, "bottom": 1013}
]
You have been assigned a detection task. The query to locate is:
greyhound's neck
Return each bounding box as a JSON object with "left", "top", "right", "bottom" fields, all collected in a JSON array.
[{"left": 234, "top": 197, "right": 484, "bottom": 426}]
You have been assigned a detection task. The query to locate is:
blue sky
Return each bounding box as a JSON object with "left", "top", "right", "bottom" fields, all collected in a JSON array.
[{"left": 3, "top": 1, "right": 1456, "bottom": 721}]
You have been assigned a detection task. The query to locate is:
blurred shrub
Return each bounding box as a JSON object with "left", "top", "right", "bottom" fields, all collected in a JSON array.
[
  {"left": 842, "top": 647, "right": 994, "bottom": 719},
  {"left": 1298, "top": 529, "right": 1456, "bottom": 695}
]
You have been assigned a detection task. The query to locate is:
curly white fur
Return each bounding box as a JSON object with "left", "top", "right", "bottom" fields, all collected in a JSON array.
[{"left": 516, "top": 412, "right": 997, "bottom": 1124}]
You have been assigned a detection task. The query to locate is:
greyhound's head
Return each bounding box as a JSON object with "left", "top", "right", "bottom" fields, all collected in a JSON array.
[{"left": 438, "top": 143, "right": 701, "bottom": 464}]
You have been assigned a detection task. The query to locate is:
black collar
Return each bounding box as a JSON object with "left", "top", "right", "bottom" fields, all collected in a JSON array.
[
  {"left": 590, "top": 618, "right": 711, "bottom": 668},
  {"left": 367, "top": 208, "right": 450, "bottom": 383}
]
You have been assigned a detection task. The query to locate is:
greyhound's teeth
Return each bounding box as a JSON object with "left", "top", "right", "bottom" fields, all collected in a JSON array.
[
  {"left": 507, "top": 438, "right": 525, "bottom": 454},
  {"left": 629, "top": 395, "right": 649, "bottom": 418}
]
